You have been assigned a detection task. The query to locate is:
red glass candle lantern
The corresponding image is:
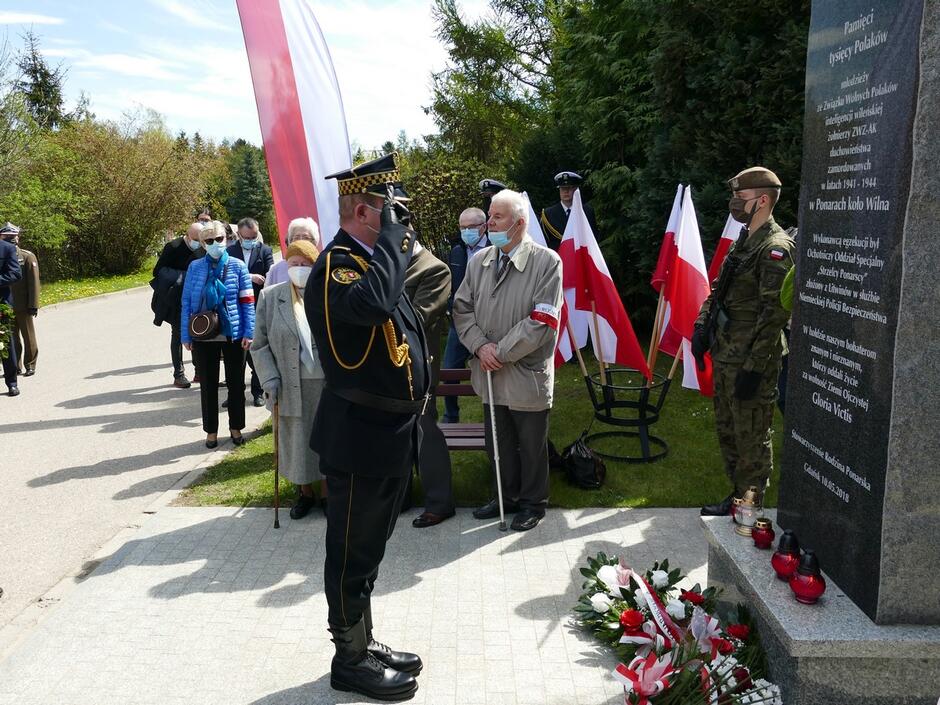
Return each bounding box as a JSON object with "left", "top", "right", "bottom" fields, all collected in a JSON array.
[
  {"left": 771, "top": 529, "right": 800, "bottom": 581},
  {"left": 752, "top": 518, "right": 775, "bottom": 549},
  {"left": 789, "top": 549, "right": 827, "bottom": 604}
]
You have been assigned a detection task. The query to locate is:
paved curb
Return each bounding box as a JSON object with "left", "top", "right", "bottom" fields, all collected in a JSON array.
[
  {"left": 0, "top": 422, "right": 267, "bottom": 662},
  {"left": 42, "top": 284, "right": 151, "bottom": 312}
]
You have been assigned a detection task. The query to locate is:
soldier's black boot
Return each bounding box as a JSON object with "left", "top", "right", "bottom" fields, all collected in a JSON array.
[
  {"left": 364, "top": 606, "right": 423, "bottom": 676},
  {"left": 329, "top": 620, "right": 417, "bottom": 701},
  {"left": 700, "top": 493, "right": 735, "bottom": 516}
]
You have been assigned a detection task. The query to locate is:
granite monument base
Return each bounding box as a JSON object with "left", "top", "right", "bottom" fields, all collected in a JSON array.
[{"left": 703, "top": 515, "right": 940, "bottom": 705}]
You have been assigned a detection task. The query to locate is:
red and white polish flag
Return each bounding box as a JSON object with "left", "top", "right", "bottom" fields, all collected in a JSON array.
[
  {"left": 666, "top": 187, "right": 713, "bottom": 395},
  {"left": 558, "top": 191, "right": 650, "bottom": 379},
  {"left": 707, "top": 213, "right": 744, "bottom": 283},
  {"left": 236, "top": 0, "right": 352, "bottom": 253},
  {"left": 655, "top": 185, "right": 685, "bottom": 358}
]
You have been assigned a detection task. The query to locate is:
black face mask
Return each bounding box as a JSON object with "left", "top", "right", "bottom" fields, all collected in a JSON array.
[{"left": 729, "top": 196, "right": 761, "bottom": 226}]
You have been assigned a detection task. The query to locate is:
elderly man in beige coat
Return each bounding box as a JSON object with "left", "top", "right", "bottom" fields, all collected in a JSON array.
[{"left": 453, "top": 189, "right": 563, "bottom": 531}]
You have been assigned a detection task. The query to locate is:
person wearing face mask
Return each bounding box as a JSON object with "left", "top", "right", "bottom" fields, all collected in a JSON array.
[
  {"left": 152, "top": 221, "right": 205, "bottom": 388},
  {"left": 304, "top": 153, "right": 430, "bottom": 701},
  {"left": 453, "top": 189, "right": 564, "bottom": 532},
  {"left": 539, "top": 171, "right": 599, "bottom": 252},
  {"left": 251, "top": 239, "right": 326, "bottom": 519},
  {"left": 264, "top": 217, "right": 321, "bottom": 288},
  {"left": 228, "top": 217, "right": 274, "bottom": 407},
  {"left": 441, "top": 207, "right": 489, "bottom": 423},
  {"left": 180, "top": 220, "right": 255, "bottom": 448},
  {"left": 692, "top": 167, "right": 795, "bottom": 517}
]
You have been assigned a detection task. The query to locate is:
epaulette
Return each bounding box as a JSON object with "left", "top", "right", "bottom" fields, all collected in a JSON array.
[{"left": 539, "top": 209, "right": 563, "bottom": 241}]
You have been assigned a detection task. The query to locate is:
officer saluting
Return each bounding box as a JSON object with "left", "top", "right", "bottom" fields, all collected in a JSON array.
[
  {"left": 304, "top": 152, "right": 430, "bottom": 701},
  {"left": 539, "top": 171, "right": 599, "bottom": 251}
]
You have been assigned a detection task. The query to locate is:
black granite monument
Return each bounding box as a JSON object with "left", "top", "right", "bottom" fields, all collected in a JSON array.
[{"left": 779, "top": 0, "right": 939, "bottom": 626}]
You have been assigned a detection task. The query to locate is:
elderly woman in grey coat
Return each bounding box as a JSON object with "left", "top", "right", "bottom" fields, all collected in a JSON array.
[{"left": 250, "top": 239, "right": 326, "bottom": 518}]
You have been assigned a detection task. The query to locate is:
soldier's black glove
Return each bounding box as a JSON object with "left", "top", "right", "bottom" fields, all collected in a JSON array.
[
  {"left": 734, "top": 369, "right": 763, "bottom": 401},
  {"left": 381, "top": 185, "right": 413, "bottom": 229},
  {"left": 691, "top": 325, "right": 708, "bottom": 371}
]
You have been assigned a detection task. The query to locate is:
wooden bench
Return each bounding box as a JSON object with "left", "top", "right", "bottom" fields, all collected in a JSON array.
[{"left": 436, "top": 368, "right": 486, "bottom": 451}]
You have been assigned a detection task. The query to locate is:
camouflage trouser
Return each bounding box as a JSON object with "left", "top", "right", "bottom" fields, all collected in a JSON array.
[{"left": 712, "top": 360, "right": 778, "bottom": 497}]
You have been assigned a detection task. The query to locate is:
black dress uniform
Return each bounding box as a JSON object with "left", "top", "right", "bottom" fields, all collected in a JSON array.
[
  {"left": 539, "top": 171, "right": 599, "bottom": 251},
  {"left": 304, "top": 152, "right": 430, "bottom": 701}
]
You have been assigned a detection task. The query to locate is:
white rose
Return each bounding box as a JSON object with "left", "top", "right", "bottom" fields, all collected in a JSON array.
[
  {"left": 633, "top": 588, "right": 648, "bottom": 611},
  {"left": 590, "top": 592, "right": 614, "bottom": 613},
  {"left": 596, "top": 564, "right": 622, "bottom": 596},
  {"left": 665, "top": 598, "right": 686, "bottom": 620},
  {"left": 650, "top": 570, "right": 669, "bottom": 588}
]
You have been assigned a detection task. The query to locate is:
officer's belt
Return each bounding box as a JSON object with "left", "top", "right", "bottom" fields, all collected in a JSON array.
[{"left": 329, "top": 386, "right": 429, "bottom": 415}]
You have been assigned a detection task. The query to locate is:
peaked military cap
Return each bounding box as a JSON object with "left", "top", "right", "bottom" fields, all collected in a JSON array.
[
  {"left": 728, "top": 167, "right": 782, "bottom": 191},
  {"left": 327, "top": 152, "right": 404, "bottom": 197},
  {"left": 554, "top": 171, "right": 583, "bottom": 187},
  {"left": 0, "top": 221, "right": 21, "bottom": 236},
  {"left": 479, "top": 179, "right": 506, "bottom": 195}
]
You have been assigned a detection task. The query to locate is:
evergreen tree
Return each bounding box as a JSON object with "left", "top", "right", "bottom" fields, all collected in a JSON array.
[{"left": 15, "top": 31, "right": 68, "bottom": 129}]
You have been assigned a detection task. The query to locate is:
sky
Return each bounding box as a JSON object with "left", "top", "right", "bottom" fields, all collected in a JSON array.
[{"left": 0, "top": 0, "right": 488, "bottom": 149}]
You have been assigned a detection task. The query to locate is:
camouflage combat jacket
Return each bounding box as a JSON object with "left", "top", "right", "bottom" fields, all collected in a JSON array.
[{"left": 696, "top": 216, "right": 795, "bottom": 373}]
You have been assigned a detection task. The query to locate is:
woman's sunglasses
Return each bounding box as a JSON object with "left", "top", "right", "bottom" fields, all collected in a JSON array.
[{"left": 203, "top": 235, "right": 225, "bottom": 244}]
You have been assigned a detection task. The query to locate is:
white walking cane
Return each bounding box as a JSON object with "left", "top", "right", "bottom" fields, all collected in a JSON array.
[{"left": 485, "top": 368, "right": 508, "bottom": 531}]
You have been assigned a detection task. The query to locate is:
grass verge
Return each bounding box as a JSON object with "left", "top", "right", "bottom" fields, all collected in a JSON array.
[
  {"left": 176, "top": 353, "right": 784, "bottom": 509},
  {"left": 40, "top": 257, "right": 157, "bottom": 307}
]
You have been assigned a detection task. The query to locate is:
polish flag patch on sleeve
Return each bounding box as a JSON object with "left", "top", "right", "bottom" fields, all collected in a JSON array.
[
  {"left": 769, "top": 249, "right": 787, "bottom": 261},
  {"left": 238, "top": 289, "right": 255, "bottom": 304},
  {"left": 530, "top": 303, "right": 560, "bottom": 329}
]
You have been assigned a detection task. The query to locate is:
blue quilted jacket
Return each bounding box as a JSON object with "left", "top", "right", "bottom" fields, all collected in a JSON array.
[{"left": 180, "top": 255, "right": 255, "bottom": 344}]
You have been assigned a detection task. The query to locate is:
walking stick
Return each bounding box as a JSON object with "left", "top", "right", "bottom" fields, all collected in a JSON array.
[
  {"left": 485, "top": 369, "right": 508, "bottom": 532},
  {"left": 273, "top": 401, "right": 280, "bottom": 529}
]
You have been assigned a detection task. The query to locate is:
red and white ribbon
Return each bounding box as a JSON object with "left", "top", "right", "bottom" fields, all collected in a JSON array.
[{"left": 613, "top": 653, "right": 675, "bottom": 705}]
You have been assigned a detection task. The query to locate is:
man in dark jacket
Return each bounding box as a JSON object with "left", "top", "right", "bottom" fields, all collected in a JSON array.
[
  {"left": 228, "top": 217, "right": 274, "bottom": 406},
  {"left": 153, "top": 222, "right": 205, "bottom": 388},
  {"left": 305, "top": 153, "right": 429, "bottom": 701},
  {"left": 442, "top": 207, "right": 489, "bottom": 422},
  {"left": 10, "top": 232, "right": 41, "bottom": 376},
  {"left": 539, "top": 171, "right": 599, "bottom": 251},
  {"left": 0, "top": 222, "right": 23, "bottom": 396}
]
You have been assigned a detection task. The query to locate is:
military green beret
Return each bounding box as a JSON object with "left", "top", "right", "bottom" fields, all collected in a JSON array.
[{"left": 728, "top": 167, "right": 782, "bottom": 191}]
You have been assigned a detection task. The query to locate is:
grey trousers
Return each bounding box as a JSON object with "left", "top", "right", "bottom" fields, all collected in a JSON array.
[
  {"left": 482, "top": 404, "right": 550, "bottom": 511},
  {"left": 415, "top": 396, "right": 455, "bottom": 514}
]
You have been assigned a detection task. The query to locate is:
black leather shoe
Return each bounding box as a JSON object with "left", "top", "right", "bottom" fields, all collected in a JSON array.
[
  {"left": 230, "top": 434, "right": 246, "bottom": 446},
  {"left": 364, "top": 607, "right": 422, "bottom": 676},
  {"left": 472, "top": 499, "right": 520, "bottom": 520},
  {"left": 290, "top": 494, "right": 316, "bottom": 520},
  {"left": 205, "top": 436, "right": 218, "bottom": 449},
  {"left": 412, "top": 510, "right": 455, "bottom": 529},
  {"left": 221, "top": 398, "right": 229, "bottom": 409},
  {"left": 173, "top": 375, "right": 191, "bottom": 389},
  {"left": 701, "top": 493, "right": 735, "bottom": 516},
  {"left": 330, "top": 622, "right": 417, "bottom": 701},
  {"left": 7, "top": 385, "right": 19, "bottom": 397},
  {"left": 511, "top": 509, "right": 544, "bottom": 531},
  {"left": 253, "top": 395, "right": 265, "bottom": 407},
  {"left": 23, "top": 369, "right": 35, "bottom": 377}
]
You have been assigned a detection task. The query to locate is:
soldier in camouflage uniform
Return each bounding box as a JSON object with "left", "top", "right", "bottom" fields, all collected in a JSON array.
[{"left": 693, "top": 167, "right": 795, "bottom": 516}]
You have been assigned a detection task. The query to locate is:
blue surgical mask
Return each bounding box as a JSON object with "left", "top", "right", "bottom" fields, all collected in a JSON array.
[
  {"left": 187, "top": 238, "right": 202, "bottom": 251},
  {"left": 460, "top": 228, "right": 482, "bottom": 247},
  {"left": 204, "top": 242, "right": 225, "bottom": 259},
  {"left": 488, "top": 229, "right": 510, "bottom": 248},
  {"left": 241, "top": 238, "right": 259, "bottom": 250}
]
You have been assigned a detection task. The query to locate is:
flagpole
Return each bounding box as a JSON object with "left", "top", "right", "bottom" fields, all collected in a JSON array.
[
  {"left": 590, "top": 301, "right": 608, "bottom": 385},
  {"left": 646, "top": 290, "right": 665, "bottom": 369},
  {"left": 667, "top": 348, "right": 684, "bottom": 380},
  {"left": 565, "top": 318, "right": 589, "bottom": 378}
]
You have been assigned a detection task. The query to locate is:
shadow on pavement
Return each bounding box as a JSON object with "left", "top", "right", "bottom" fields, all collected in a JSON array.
[
  {"left": 55, "top": 384, "right": 196, "bottom": 409},
  {"left": 86, "top": 363, "right": 174, "bottom": 379},
  {"left": 0, "top": 403, "right": 202, "bottom": 435}
]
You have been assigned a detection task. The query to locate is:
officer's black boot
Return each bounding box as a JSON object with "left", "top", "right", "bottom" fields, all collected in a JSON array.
[
  {"left": 700, "top": 493, "right": 735, "bottom": 516},
  {"left": 364, "top": 605, "right": 423, "bottom": 676},
  {"left": 329, "top": 619, "right": 418, "bottom": 701}
]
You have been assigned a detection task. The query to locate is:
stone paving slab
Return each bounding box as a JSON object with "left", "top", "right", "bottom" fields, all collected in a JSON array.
[{"left": 0, "top": 507, "right": 707, "bottom": 705}]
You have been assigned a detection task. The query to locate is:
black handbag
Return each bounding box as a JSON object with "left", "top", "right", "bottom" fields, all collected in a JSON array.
[
  {"left": 188, "top": 264, "right": 227, "bottom": 341},
  {"left": 563, "top": 432, "right": 607, "bottom": 490}
]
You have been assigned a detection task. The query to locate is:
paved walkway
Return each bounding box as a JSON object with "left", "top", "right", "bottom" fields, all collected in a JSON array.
[
  {"left": 0, "top": 507, "right": 707, "bottom": 705},
  {"left": 0, "top": 288, "right": 268, "bottom": 639}
]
